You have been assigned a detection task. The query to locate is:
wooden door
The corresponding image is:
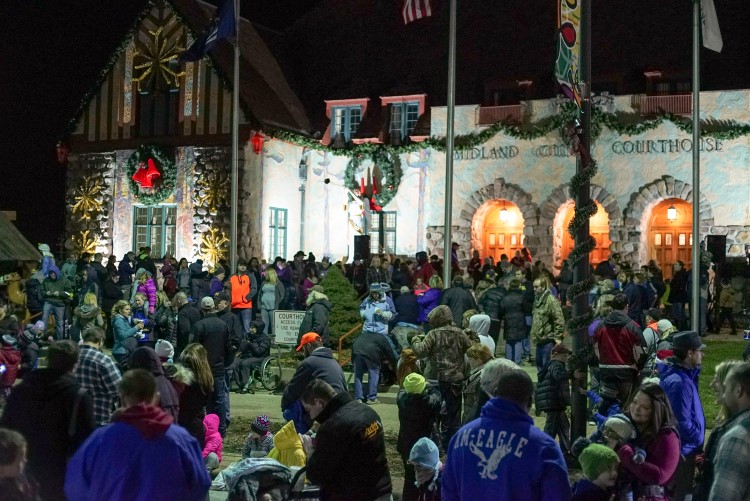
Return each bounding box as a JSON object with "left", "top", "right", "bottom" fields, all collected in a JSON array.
[
  {"left": 648, "top": 199, "right": 692, "bottom": 280},
  {"left": 484, "top": 229, "right": 524, "bottom": 263},
  {"left": 561, "top": 202, "right": 610, "bottom": 264}
]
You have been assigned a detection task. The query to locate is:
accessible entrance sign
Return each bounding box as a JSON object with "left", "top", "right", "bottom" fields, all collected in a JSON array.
[{"left": 273, "top": 310, "right": 305, "bottom": 346}]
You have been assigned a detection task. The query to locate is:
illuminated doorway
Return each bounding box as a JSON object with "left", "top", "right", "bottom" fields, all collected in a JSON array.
[
  {"left": 483, "top": 201, "right": 525, "bottom": 262},
  {"left": 560, "top": 201, "right": 611, "bottom": 265},
  {"left": 648, "top": 198, "right": 692, "bottom": 280}
]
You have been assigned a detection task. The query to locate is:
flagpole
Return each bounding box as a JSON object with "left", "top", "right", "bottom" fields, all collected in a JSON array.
[
  {"left": 690, "top": 0, "right": 701, "bottom": 332},
  {"left": 229, "top": 0, "right": 240, "bottom": 273},
  {"left": 442, "top": 0, "right": 457, "bottom": 288}
]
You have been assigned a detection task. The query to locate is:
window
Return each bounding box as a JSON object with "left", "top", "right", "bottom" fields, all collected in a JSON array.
[
  {"left": 133, "top": 205, "right": 176, "bottom": 258},
  {"left": 369, "top": 211, "right": 397, "bottom": 254},
  {"left": 138, "top": 89, "right": 179, "bottom": 137},
  {"left": 389, "top": 102, "right": 420, "bottom": 140},
  {"left": 332, "top": 106, "right": 362, "bottom": 141},
  {"left": 268, "top": 207, "right": 287, "bottom": 260}
]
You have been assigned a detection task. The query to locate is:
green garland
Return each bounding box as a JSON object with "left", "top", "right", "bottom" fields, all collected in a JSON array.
[
  {"left": 344, "top": 149, "right": 402, "bottom": 208},
  {"left": 126, "top": 144, "right": 177, "bottom": 205}
]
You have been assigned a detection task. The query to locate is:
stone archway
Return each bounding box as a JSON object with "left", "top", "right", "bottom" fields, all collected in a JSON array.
[
  {"left": 623, "top": 175, "right": 714, "bottom": 265},
  {"left": 539, "top": 183, "right": 623, "bottom": 270},
  {"left": 424, "top": 178, "right": 539, "bottom": 266}
]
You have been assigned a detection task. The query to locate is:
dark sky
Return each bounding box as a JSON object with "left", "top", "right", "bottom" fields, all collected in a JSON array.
[{"left": 0, "top": 0, "right": 320, "bottom": 253}]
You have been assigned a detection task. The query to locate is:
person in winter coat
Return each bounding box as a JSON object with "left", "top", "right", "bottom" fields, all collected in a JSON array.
[
  {"left": 442, "top": 367, "right": 570, "bottom": 501},
  {"left": 71, "top": 292, "right": 104, "bottom": 342},
  {"left": 440, "top": 276, "right": 477, "bottom": 327},
  {"left": 613, "top": 383, "right": 680, "bottom": 501},
  {"left": 153, "top": 291, "right": 175, "bottom": 342},
  {"left": 412, "top": 251, "right": 435, "bottom": 288},
  {"left": 259, "top": 268, "right": 284, "bottom": 337},
  {"left": 417, "top": 275, "right": 443, "bottom": 326},
  {"left": 530, "top": 277, "right": 565, "bottom": 372},
  {"left": 267, "top": 420, "right": 307, "bottom": 468},
  {"left": 462, "top": 344, "right": 495, "bottom": 424},
  {"left": 409, "top": 437, "right": 443, "bottom": 501},
  {"left": 468, "top": 313, "right": 494, "bottom": 356},
  {"left": 242, "top": 415, "right": 274, "bottom": 458},
  {"left": 129, "top": 346, "right": 180, "bottom": 421},
  {"left": 360, "top": 283, "right": 396, "bottom": 343},
  {"left": 295, "top": 289, "right": 333, "bottom": 347},
  {"left": 134, "top": 247, "right": 158, "bottom": 279},
  {"left": 135, "top": 269, "right": 157, "bottom": 316},
  {"left": 64, "top": 369, "right": 211, "bottom": 501},
  {"left": 235, "top": 319, "right": 270, "bottom": 393},
  {"left": 17, "top": 326, "right": 40, "bottom": 378},
  {"left": 229, "top": 259, "right": 255, "bottom": 335},
  {"left": 1, "top": 340, "right": 95, "bottom": 501},
  {"left": 117, "top": 252, "right": 136, "bottom": 299},
  {"left": 111, "top": 300, "right": 144, "bottom": 367},
  {"left": 189, "top": 259, "right": 209, "bottom": 301},
  {"left": 161, "top": 256, "right": 177, "bottom": 298},
  {"left": 668, "top": 261, "right": 689, "bottom": 330},
  {"left": 0, "top": 334, "right": 21, "bottom": 401},
  {"left": 41, "top": 266, "right": 73, "bottom": 341},
  {"left": 173, "top": 292, "right": 201, "bottom": 358},
  {"left": 571, "top": 443, "right": 619, "bottom": 501},
  {"left": 75, "top": 327, "right": 121, "bottom": 427},
  {"left": 301, "top": 379, "right": 393, "bottom": 501},
  {"left": 202, "top": 413, "right": 223, "bottom": 471},
  {"left": 352, "top": 329, "right": 399, "bottom": 404},
  {"left": 658, "top": 331, "right": 705, "bottom": 501},
  {"left": 176, "top": 258, "right": 190, "bottom": 294},
  {"left": 397, "top": 373, "right": 442, "bottom": 501},
  {"left": 131, "top": 292, "right": 153, "bottom": 340},
  {"left": 171, "top": 343, "right": 213, "bottom": 446},
  {"left": 535, "top": 344, "right": 573, "bottom": 457},
  {"left": 412, "top": 305, "right": 473, "bottom": 451},
  {"left": 498, "top": 279, "right": 530, "bottom": 364},
  {"left": 478, "top": 278, "right": 506, "bottom": 344},
  {"left": 60, "top": 252, "right": 79, "bottom": 285},
  {"left": 0, "top": 428, "right": 40, "bottom": 501},
  {"left": 24, "top": 272, "right": 45, "bottom": 318}
]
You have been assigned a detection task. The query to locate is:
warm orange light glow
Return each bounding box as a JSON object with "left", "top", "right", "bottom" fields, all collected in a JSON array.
[
  {"left": 499, "top": 207, "right": 509, "bottom": 222},
  {"left": 667, "top": 205, "right": 677, "bottom": 221}
]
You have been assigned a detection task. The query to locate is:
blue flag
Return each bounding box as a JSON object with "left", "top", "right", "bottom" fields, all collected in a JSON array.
[{"left": 180, "top": 0, "right": 236, "bottom": 62}]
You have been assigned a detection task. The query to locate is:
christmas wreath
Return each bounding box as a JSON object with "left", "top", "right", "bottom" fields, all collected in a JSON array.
[
  {"left": 344, "top": 148, "right": 402, "bottom": 208},
  {"left": 126, "top": 144, "right": 177, "bottom": 205}
]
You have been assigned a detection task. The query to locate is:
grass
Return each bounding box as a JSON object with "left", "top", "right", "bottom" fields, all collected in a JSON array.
[{"left": 699, "top": 339, "right": 746, "bottom": 430}]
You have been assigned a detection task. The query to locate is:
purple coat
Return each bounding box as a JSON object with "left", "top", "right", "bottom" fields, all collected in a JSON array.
[
  {"left": 137, "top": 278, "right": 157, "bottom": 315},
  {"left": 416, "top": 288, "right": 441, "bottom": 324}
]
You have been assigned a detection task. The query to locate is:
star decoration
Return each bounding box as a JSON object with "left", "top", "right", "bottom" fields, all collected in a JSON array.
[
  {"left": 133, "top": 21, "right": 186, "bottom": 92},
  {"left": 71, "top": 176, "right": 106, "bottom": 221}
]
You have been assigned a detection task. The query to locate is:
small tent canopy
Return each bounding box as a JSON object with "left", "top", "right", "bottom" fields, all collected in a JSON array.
[{"left": 0, "top": 212, "right": 42, "bottom": 262}]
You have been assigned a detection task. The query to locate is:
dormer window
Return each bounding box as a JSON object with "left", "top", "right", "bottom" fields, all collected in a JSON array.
[
  {"left": 389, "top": 102, "right": 420, "bottom": 140},
  {"left": 332, "top": 105, "right": 362, "bottom": 142}
]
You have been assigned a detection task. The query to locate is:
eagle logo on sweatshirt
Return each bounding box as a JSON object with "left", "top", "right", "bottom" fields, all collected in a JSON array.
[{"left": 469, "top": 441, "right": 514, "bottom": 480}]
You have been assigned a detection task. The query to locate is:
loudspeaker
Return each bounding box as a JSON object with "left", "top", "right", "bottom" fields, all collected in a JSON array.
[
  {"left": 353, "top": 235, "right": 371, "bottom": 261},
  {"left": 706, "top": 235, "right": 727, "bottom": 263}
]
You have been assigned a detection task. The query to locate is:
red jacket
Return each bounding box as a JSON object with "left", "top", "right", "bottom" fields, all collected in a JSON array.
[{"left": 0, "top": 345, "right": 21, "bottom": 388}]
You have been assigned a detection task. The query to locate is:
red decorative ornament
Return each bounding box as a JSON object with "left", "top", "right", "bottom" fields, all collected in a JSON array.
[
  {"left": 56, "top": 141, "right": 70, "bottom": 164},
  {"left": 251, "top": 132, "right": 265, "bottom": 154},
  {"left": 131, "top": 158, "right": 162, "bottom": 188},
  {"left": 360, "top": 177, "right": 366, "bottom": 195},
  {"left": 369, "top": 197, "right": 382, "bottom": 212}
]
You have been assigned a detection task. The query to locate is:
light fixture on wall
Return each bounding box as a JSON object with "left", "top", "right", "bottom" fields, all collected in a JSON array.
[
  {"left": 499, "top": 202, "right": 509, "bottom": 223},
  {"left": 667, "top": 204, "right": 677, "bottom": 222}
]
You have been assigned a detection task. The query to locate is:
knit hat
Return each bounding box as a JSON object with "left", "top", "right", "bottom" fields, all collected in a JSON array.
[
  {"left": 579, "top": 443, "right": 620, "bottom": 480},
  {"left": 598, "top": 384, "right": 619, "bottom": 400},
  {"left": 155, "top": 339, "right": 174, "bottom": 361},
  {"left": 403, "top": 373, "right": 427, "bottom": 395},
  {"left": 251, "top": 415, "right": 270, "bottom": 435},
  {"left": 408, "top": 437, "right": 440, "bottom": 469},
  {"left": 603, "top": 414, "right": 636, "bottom": 443}
]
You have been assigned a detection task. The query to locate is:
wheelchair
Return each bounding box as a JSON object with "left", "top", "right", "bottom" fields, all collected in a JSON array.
[{"left": 234, "top": 342, "right": 284, "bottom": 393}]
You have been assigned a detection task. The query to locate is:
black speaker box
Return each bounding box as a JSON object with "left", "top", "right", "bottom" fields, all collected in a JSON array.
[
  {"left": 353, "top": 235, "right": 371, "bottom": 262},
  {"left": 706, "top": 235, "right": 727, "bottom": 263}
]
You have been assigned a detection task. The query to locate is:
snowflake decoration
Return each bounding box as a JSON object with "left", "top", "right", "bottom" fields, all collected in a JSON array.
[
  {"left": 71, "top": 176, "right": 106, "bottom": 221},
  {"left": 195, "top": 169, "right": 229, "bottom": 215},
  {"left": 71, "top": 230, "right": 99, "bottom": 256},
  {"left": 200, "top": 227, "right": 229, "bottom": 269},
  {"left": 133, "top": 21, "right": 185, "bottom": 92}
]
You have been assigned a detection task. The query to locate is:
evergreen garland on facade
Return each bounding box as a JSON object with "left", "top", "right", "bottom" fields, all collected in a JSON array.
[
  {"left": 126, "top": 144, "right": 177, "bottom": 205},
  {"left": 343, "top": 149, "right": 402, "bottom": 207}
]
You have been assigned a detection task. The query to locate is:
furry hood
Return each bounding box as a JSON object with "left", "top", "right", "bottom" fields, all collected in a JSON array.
[
  {"left": 428, "top": 304, "right": 453, "bottom": 328},
  {"left": 164, "top": 363, "right": 195, "bottom": 386}
]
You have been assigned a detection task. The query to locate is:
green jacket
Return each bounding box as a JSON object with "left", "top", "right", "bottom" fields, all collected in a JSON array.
[
  {"left": 530, "top": 290, "right": 564, "bottom": 345},
  {"left": 42, "top": 276, "right": 73, "bottom": 307}
]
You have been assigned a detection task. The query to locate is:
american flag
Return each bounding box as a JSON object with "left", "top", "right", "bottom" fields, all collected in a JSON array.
[{"left": 402, "top": 0, "right": 432, "bottom": 25}]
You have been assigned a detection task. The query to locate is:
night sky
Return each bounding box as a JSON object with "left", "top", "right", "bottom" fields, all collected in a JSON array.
[{"left": 0, "top": 0, "right": 320, "bottom": 253}]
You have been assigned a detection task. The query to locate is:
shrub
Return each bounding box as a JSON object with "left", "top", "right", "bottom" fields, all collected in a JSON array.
[{"left": 320, "top": 265, "right": 362, "bottom": 347}]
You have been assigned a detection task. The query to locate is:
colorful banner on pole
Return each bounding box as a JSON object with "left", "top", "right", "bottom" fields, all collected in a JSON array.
[{"left": 554, "top": 0, "right": 581, "bottom": 108}]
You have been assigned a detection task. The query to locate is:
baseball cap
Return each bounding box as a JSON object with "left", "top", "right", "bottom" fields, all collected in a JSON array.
[
  {"left": 214, "top": 292, "right": 230, "bottom": 304},
  {"left": 296, "top": 332, "right": 321, "bottom": 351},
  {"left": 200, "top": 296, "right": 215, "bottom": 310}
]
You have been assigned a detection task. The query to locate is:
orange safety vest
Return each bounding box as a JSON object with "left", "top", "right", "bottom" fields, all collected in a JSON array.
[{"left": 229, "top": 274, "right": 252, "bottom": 309}]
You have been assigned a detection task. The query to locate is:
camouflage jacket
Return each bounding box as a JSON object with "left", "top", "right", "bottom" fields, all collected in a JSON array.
[
  {"left": 530, "top": 290, "right": 565, "bottom": 345},
  {"left": 412, "top": 325, "right": 472, "bottom": 383}
]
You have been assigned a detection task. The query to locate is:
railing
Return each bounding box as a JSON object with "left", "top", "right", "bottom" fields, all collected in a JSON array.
[
  {"left": 477, "top": 104, "right": 524, "bottom": 125},
  {"left": 337, "top": 322, "right": 363, "bottom": 368},
  {"left": 639, "top": 94, "right": 692, "bottom": 116}
]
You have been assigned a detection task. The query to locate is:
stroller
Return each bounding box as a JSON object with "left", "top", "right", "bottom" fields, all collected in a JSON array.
[{"left": 218, "top": 458, "right": 320, "bottom": 501}]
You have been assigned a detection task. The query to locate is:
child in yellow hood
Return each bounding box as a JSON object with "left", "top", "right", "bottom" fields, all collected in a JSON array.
[{"left": 267, "top": 420, "right": 307, "bottom": 468}]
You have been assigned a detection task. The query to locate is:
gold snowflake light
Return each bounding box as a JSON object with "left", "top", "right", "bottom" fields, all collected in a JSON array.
[
  {"left": 133, "top": 21, "right": 185, "bottom": 92},
  {"left": 71, "top": 230, "right": 99, "bottom": 256},
  {"left": 200, "top": 227, "right": 229, "bottom": 269},
  {"left": 71, "top": 176, "right": 106, "bottom": 221},
  {"left": 195, "top": 169, "right": 229, "bottom": 215}
]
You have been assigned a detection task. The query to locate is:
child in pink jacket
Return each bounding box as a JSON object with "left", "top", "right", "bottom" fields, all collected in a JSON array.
[
  {"left": 135, "top": 269, "right": 157, "bottom": 315},
  {"left": 203, "top": 414, "right": 223, "bottom": 471}
]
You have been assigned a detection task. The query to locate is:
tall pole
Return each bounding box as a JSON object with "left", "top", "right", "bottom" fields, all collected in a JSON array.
[
  {"left": 442, "top": 0, "right": 457, "bottom": 288},
  {"left": 571, "top": 0, "right": 592, "bottom": 442},
  {"left": 229, "top": 0, "right": 240, "bottom": 272},
  {"left": 691, "top": 0, "right": 701, "bottom": 331}
]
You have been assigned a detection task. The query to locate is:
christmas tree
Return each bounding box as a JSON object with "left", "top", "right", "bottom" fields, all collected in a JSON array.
[{"left": 320, "top": 264, "right": 362, "bottom": 347}]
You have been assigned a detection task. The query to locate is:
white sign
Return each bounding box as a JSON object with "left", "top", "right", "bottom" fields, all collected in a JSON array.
[{"left": 273, "top": 310, "right": 306, "bottom": 346}]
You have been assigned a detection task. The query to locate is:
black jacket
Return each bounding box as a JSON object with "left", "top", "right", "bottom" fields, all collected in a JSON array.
[
  {"left": 297, "top": 299, "right": 332, "bottom": 346},
  {"left": 0, "top": 369, "right": 95, "bottom": 501},
  {"left": 499, "top": 289, "right": 530, "bottom": 341},
  {"left": 393, "top": 293, "right": 420, "bottom": 326},
  {"left": 535, "top": 359, "right": 571, "bottom": 412},
  {"left": 175, "top": 303, "right": 201, "bottom": 358},
  {"left": 396, "top": 386, "right": 442, "bottom": 456},
  {"left": 669, "top": 268, "right": 689, "bottom": 303},
  {"left": 218, "top": 308, "right": 243, "bottom": 350},
  {"left": 281, "top": 348, "right": 347, "bottom": 410},
  {"left": 100, "top": 277, "right": 123, "bottom": 314},
  {"left": 239, "top": 320, "right": 271, "bottom": 358},
  {"left": 191, "top": 313, "right": 234, "bottom": 376},
  {"left": 25, "top": 277, "right": 44, "bottom": 312},
  {"left": 306, "top": 392, "right": 392, "bottom": 501},
  {"left": 352, "top": 331, "right": 399, "bottom": 365},
  {"left": 129, "top": 347, "right": 180, "bottom": 420},
  {"left": 478, "top": 285, "right": 506, "bottom": 320},
  {"left": 440, "top": 286, "right": 477, "bottom": 326},
  {"left": 153, "top": 305, "right": 175, "bottom": 341}
]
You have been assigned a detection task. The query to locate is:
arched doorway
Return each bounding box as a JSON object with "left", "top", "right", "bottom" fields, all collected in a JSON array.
[
  {"left": 483, "top": 200, "right": 525, "bottom": 262},
  {"left": 648, "top": 198, "right": 692, "bottom": 280},
  {"left": 560, "top": 201, "right": 611, "bottom": 265}
]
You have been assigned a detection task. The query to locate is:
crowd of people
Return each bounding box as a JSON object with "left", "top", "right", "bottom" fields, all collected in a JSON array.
[{"left": 0, "top": 242, "right": 748, "bottom": 500}]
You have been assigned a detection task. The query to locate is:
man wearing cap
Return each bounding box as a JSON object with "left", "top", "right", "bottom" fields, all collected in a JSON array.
[
  {"left": 191, "top": 296, "right": 234, "bottom": 436},
  {"left": 229, "top": 258, "right": 256, "bottom": 336},
  {"left": 536, "top": 344, "right": 573, "bottom": 457},
  {"left": 281, "top": 332, "right": 347, "bottom": 433},
  {"left": 172, "top": 291, "right": 201, "bottom": 359},
  {"left": 658, "top": 330, "right": 706, "bottom": 501}
]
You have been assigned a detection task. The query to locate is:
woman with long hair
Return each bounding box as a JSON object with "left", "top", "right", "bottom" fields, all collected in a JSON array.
[
  {"left": 613, "top": 383, "right": 680, "bottom": 501},
  {"left": 177, "top": 343, "right": 214, "bottom": 445},
  {"left": 710, "top": 360, "right": 744, "bottom": 425},
  {"left": 111, "top": 299, "right": 143, "bottom": 366},
  {"left": 260, "top": 267, "right": 284, "bottom": 336},
  {"left": 71, "top": 291, "right": 104, "bottom": 342},
  {"left": 153, "top": 290, "right": 175, "bottom": 342}
]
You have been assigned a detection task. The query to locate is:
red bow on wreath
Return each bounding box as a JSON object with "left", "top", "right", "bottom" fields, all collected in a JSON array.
[{"left": 131, "top": 158, "right": 162, "bottom": 188}]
